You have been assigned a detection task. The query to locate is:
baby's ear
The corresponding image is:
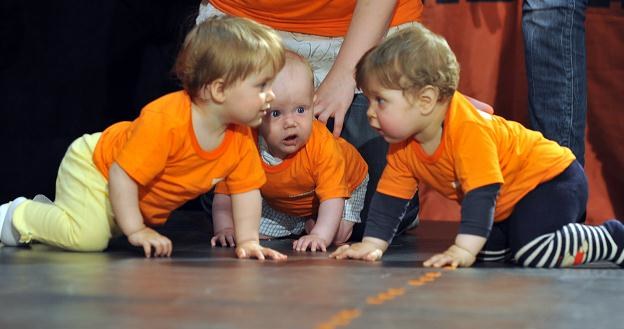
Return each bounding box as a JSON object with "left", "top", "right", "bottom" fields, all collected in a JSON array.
[
  {"left": 416, "top": 85, "right": 439, "bottom": 115},
  {"left": 205, "top": 78, "right": 226, "bottom": 103}
]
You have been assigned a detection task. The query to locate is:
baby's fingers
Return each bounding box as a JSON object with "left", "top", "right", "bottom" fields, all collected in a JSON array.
[
  {"left": 142, "top": 242, "right": 152, "bottom": 258},
  {"left": 226, "top": 235, "right": 236, "bottom": 247},
  {"left": 363, "top": 249, "right": 383, "bottom": 262},
  {"left": 329, "top": 244, "right": 351, "bottom": 258},
  {"left": 424, "top": 253, "right": 452, "bottom": 268},
  {"left": 263, "top": 247, "right": 287, "bottom": 261}
]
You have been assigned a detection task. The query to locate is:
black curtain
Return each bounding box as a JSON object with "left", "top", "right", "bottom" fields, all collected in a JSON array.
[{"left": 0, "top": 0, "right": 199, "bottom": 201}]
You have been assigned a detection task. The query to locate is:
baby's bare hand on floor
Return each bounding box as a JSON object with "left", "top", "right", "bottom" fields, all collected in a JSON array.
[
  {"left": 293, "top": 234, "right": 328, "bottom": 252},
  {"left": 127, "top": 227, "right": 172, "bottom": 258}
]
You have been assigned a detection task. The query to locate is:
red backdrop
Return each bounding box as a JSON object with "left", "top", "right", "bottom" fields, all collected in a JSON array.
[{"left": 417, "top": 0, "right": 624, "bottom": 224}]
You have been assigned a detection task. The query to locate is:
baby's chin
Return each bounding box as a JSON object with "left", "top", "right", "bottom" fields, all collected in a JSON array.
[{"left": 277, "top": 141, "right": 303, "bottom": 157}]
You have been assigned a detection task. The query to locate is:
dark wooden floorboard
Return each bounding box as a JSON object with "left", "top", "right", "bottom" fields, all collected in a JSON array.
[{"left": 1, "top": 213, "right": 622, "bottom": 329}]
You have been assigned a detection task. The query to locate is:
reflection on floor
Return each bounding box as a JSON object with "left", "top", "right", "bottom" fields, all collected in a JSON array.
[{"left": 1, "top": 212, "right": 622, "bottom": 329}]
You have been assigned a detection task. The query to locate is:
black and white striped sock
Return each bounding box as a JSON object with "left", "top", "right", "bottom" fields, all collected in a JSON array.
[
  {"left": 514, "top": 220, "right": 624, "bottom": 268},
  {"left": 477, "top": 248, "right": 511, "bottom": 262}
]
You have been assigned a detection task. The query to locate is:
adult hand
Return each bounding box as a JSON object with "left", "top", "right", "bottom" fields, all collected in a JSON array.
[
  {"left": 314, "top": 67, "right": 357, "bottom": 137},
  {"left": 235, "top": 240, "right": 288, "bottom": 261},
  {"left": 127, "top": 227, "right": 173, "bottom": 258},
  {"left": 293, "top": 234, "right": 328, "bottom": 252},
  {"left": 423, "top": 244, "right": 476, "bottom": 268},
  {"left": 211, "top": 227, "right": 236, "bottom": 248}
]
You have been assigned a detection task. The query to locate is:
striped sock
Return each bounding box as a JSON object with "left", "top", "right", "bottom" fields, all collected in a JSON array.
[
  {"left": 514, "top": 220, "right": 624, "bottom": 268},
  {"left": 477, "top": 248, "right": 511, "bottom": 262}
]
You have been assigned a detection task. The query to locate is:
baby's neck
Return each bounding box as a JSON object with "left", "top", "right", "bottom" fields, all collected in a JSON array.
[
  {"left": 258, "top": 136, "right": 284, "bottom": 165},
  {"left": 413, "top": 101, "right": 449, "bottom": 155},
  {"left": 191, "top": 102, "right": 227, "bottom": 151}
]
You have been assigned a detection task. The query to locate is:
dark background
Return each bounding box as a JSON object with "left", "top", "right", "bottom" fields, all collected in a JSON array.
[
  {"left": 0, "top": 1, "right": 199, "bottom": 204},
  {"left": 1, "top": 0, "right": 622, "bottom": 223}
]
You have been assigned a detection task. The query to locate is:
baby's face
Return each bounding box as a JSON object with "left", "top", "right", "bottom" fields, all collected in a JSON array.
[{"left": 259, "top": 60, "right": 314, "bottom": 159}]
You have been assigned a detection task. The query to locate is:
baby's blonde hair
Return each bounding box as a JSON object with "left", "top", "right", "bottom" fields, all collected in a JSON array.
[
  {"left": 174, "top": 16, "right": 285, "bottom": 102},
  {"left": 283, "top": 50, "right": 314, "bottom": 89},
  {"left": 356, "top": 23, "right": 459, "bottom": 101}
]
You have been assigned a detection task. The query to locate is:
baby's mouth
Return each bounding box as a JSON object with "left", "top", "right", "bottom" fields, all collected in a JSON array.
[{"left": 283, "top": 134, "right": 298, "bottom": 145}]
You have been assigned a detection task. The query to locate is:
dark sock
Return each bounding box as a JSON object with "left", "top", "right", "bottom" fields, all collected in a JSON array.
[{"left": 603, "top": 219, "right": 624, "bottom": 267}]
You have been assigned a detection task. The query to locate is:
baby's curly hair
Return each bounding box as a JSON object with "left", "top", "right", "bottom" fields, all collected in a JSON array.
[
  {"left": 356, "top": 23, "right": 459, "bottom": 102},
  {"left": 174, "top": 16, "right": 285, "bottom": 102}
]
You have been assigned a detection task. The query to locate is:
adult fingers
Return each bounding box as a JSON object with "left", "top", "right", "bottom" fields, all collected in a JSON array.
[
  {"left": 317, "top": 111, "right": 332, "bottom": 125},
  {"left": 332, "top": 112, "right": 344, "bottom": 137}
]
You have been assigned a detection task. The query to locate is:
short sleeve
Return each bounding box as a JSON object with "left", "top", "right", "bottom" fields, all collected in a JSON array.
[
  {"left": 223, "top": 128, "right": 266, "bottom": 194},
  {"left": 454, "top": 122, "right": 504, "bottom": 193},
  {"left": 311, "top": 133, "right": 349, "bottom": 201},
  {"left": 376, "top": 143, "right": 419, "bottom": 199},
  {"left": 115, "top": 110, "right": 172, "bottom": 186}
]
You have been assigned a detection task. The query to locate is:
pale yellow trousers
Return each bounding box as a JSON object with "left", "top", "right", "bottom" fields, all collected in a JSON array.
[{"left": 12, "top": 133, "right": 120, "bottom": 251}]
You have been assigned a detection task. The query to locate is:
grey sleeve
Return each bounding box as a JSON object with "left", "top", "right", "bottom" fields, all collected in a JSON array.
[
  {"left": 459, "top": 183, "right": 501, "bottom": 238},
  {"left": 364, "top": 192, "right": 416, "bottom": 243}
]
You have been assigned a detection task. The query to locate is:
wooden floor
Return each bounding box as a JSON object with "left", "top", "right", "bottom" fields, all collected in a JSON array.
[{"left": 1, "top": 213, "right": 622, "bottom": 329}]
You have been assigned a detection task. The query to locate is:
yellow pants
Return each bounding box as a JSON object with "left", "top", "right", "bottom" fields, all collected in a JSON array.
[{"left": 12, "top": 133, "right": 120, "bottom": 251}]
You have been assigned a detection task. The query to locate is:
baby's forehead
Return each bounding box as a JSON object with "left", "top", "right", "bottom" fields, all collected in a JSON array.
[
  {"left": 274, "top": 66, "right": 314, "bottom": 94},
  {"left": 278, "top": 53, "right": 314, "bottom": 81}
]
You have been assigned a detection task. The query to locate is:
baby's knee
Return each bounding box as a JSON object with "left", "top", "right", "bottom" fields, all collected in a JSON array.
[{"left": 67, "top": 228, "right": 110, "bottom": 252}]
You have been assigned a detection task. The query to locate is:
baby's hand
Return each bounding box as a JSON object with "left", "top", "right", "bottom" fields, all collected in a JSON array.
[
  {"left": 330, "top": 241, "right": 384, "bottom": 261},
  {"left": 211, "top": 228, "right": 236, "bottom": 248},
  {"left": 127, "top": 227, "right": 172, "bottom": 258},
  {"left": 423, "top": 244, "right": 476, "bottom": 268},
  {"left": 235, "top": 240, "right": 287, "bottom": 261},
  {"left": 293, "top": 234, "right": 328, "bottom": 252}
]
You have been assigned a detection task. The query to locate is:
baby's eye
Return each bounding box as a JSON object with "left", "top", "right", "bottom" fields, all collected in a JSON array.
[
  {"left": 376, "top": 97, "right": 385, "bottom": 105},
  {"left": 258, "top": 82, "right": 267, "bottom": 90},
  {"left": 270, "top": 110, "right": 281, "bottom": 118},
  {"left": 296, "top": 106, "right": 306, "bottom": 114}
]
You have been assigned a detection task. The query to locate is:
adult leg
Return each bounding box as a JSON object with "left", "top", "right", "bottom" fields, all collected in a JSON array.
[{"left": 523, "top": 0, "right": 588, "bottom": 165}]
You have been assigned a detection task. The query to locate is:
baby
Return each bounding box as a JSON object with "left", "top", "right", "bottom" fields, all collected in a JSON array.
[{"left": 211, "top": 51, "right": 369, "bottom": 252}]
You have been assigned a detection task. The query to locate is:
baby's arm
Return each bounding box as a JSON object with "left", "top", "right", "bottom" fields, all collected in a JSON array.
[
  {"left": 423, "top": 183, "right": 501, "bottom": 268},
  {"left": 109, "top": 162, "right": 172, "bottom": 258},
  {"left": 293, "top": 197, "right": 344, "bottom": 252},
  {"left": 230, "top": 189, "right": 287, "bottom": 260},
  {"left": 211, "top": 193, "right": 236, "bottom": 247},
  {"left": 331, "top": 192, "right": 412, "bottom": 261}
]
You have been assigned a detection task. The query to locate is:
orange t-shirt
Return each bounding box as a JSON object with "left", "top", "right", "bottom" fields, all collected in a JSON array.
[
  {"left": 216, "top": 120, "right": 368, "bottom": 217},
  {"left": 377, "top": 92, "right": 576, "bottom": 221},
  {"left": 210, "top": 0, "right": 423, "bottom": 37},
  {"left": 93, "top": 91, "right": 265, "bottom": 226}
]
